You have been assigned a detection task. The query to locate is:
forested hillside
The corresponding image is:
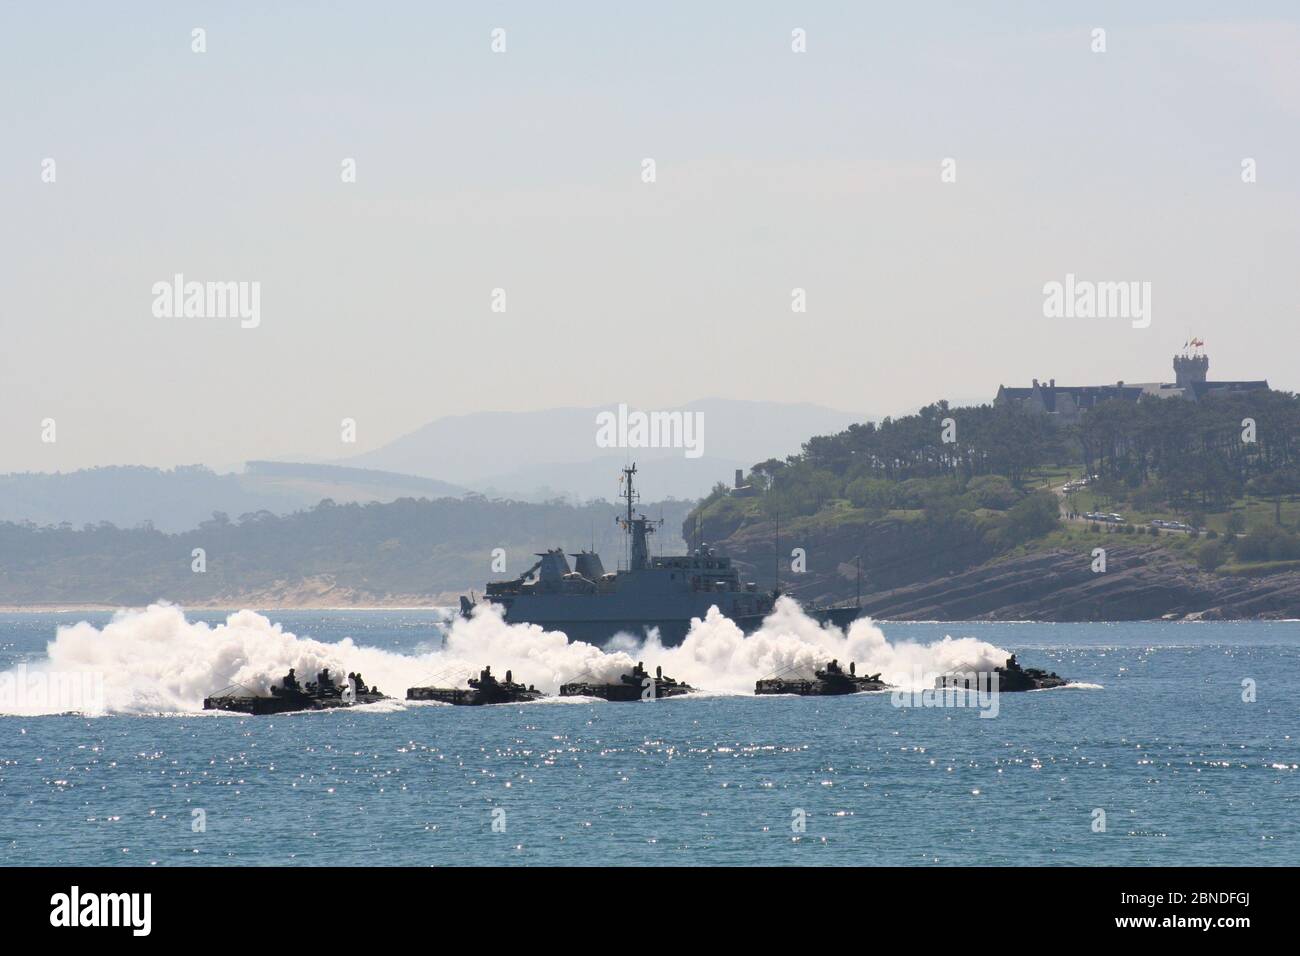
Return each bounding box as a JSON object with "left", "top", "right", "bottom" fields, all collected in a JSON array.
[
  {"left": 0, "top": 495, "right": 693, "bottom": 606},
  {"left": 743, "top": 391, "right": 1298, "bottom": 517},
  {"left": 688, "top": 390, "right": 1300, "bottom": 610}
]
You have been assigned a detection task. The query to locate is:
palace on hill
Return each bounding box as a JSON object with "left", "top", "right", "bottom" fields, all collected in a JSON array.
[{"left": 994, "top": 353, "right": 1268, "bottom": 426}]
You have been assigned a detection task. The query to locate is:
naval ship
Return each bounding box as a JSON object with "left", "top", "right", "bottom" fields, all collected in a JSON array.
[{"left": 460, "top": 464, "right": 864, "bottom": 645}]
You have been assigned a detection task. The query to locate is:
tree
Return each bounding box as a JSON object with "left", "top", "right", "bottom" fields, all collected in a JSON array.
[
  {"left": 999, "top": 491, "right": 1060, "bottom": 547},
  {"left": 1247, "top": 472, "right": 1296, "bottom": 527}
]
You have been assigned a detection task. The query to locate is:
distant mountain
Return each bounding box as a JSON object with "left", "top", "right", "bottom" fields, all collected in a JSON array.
[
  {"left": 472, "top": 454, "right": 753, "bottom": 503},
  {"left": 342, "top": 399, "right": 867, "bottom": 501},
  {"left": 241, "top": 461, "right": 466, "bottom": 505},
  {"left": 0, "top": 463, "right": 467, "bottom": 534},
  {"left": 0, "top": 400, "right": 866, "bottom": 531},
  {"left": 0, "top": 466, "right": 275, "bottom": 533}
]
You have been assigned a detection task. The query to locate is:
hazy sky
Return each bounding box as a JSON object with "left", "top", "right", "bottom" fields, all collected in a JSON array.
[{"left": 3, "top": 1, "right": 1297, "bottom": 474}]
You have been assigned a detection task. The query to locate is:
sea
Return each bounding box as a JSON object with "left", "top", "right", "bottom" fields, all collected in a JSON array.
[{"left": 1, "top": 609, "right": 1296, "bottom": 866}]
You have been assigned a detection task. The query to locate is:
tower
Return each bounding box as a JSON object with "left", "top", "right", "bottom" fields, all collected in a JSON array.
[{"left": 1173, "top": 353, "right": 1208, "bottom": 387}]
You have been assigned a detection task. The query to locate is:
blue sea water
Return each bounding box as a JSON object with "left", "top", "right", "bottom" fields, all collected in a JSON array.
[{"left": 1, "top": 611, "right": 1296, "bottom": 866}]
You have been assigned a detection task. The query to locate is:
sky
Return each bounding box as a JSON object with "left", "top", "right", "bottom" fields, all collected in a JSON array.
[{"left": 2, "top": 1, "right": 1298, "bottom": 474}]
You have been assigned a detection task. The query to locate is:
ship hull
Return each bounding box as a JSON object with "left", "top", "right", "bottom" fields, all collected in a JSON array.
[{"left": 487, "top": 598, "right": 867, "bottom": 646}]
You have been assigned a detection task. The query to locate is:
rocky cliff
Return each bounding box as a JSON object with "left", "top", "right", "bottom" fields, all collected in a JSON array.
[{"left": 850, "top": 547, "right": 1300, "bottom": 620}]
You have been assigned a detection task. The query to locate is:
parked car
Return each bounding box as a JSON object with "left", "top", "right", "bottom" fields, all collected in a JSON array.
[{"left": 1086, "top": 511, "right": 1125, "bottom": 524}]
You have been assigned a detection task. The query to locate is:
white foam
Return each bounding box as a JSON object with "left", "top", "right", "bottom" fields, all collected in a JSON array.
[{"left": 0, "top": 597, "right": 1013, "bottom": 715}]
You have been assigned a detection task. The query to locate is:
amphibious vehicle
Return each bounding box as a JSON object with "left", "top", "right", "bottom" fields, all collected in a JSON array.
[
  {"left": 558, "top": 661, "right": 694, "bottom": 701},
  {"left": 203, "top": 668, "right": 389, "bottom": 715},
  {"left": 936, "top": 654, "right": 1069, "bottom": 692},
  {"left": 406, "top": 666, "right": 545, "bottom": 706},
  {"left": 755, "top": 659, "right": 890, "bottom": 696}
]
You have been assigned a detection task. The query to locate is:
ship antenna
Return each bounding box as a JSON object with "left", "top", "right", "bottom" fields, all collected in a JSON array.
[
  {"left": 623, "top": 462, "right": 638, "bottom": 527},
  {"left": 618, "top": 463, "right": 639, "bottom": 570}
]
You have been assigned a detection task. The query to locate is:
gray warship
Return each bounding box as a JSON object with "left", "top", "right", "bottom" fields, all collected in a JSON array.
[{"left": 460, "top": 464, "right": 863, "bottom": 645}]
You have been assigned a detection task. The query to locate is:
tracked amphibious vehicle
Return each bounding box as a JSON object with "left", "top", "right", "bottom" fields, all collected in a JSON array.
[
  {"left": 936, "top": 654, "right": 1069, "bottom": 692},
  {"left": 203, "top": 668, "right": 389, "bottom": 715},
  {"left": 559, "top": 662, "right": 694, "bottom": 701},
  {"left": 406, "top": 666, "right": 545, "bottom": 706},
  {"left": 754, "top": 659, "right": 890, "bottom": 696}
]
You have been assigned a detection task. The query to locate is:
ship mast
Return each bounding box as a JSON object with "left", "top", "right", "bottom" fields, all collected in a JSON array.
[
  {"left": 623, "top": 463, "right": 638, "bottom": 528},
  {"left": 617, "top": 463, "right": 658, "bottom": 571}
]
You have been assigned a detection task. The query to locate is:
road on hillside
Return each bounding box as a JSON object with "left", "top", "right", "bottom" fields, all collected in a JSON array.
[{"left": 1047, "top": 480, "right": 1198, "bottom": 536}]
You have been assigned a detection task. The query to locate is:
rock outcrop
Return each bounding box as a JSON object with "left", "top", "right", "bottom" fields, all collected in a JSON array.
[{"left": 784, "top": 545, "right": 1300, "bottom": 621}]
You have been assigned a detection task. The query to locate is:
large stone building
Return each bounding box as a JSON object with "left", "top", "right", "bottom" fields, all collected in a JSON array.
[{"left": 994, "top": 353, "right": 1268, "bottom": 425}]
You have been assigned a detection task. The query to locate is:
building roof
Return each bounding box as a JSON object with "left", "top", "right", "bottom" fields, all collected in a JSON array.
[
  {"left": 997, "top": 378, "right": 1269, "bottom": 411},
  {"left": 1190, "top": 380, "right": 1269, "bottom": 398},
  {"left": 997, "top": 383, "right": 1145, "bottom": 413},
  {"left": 996, "top": 355, "right": 1269, "bottom": 413}
]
